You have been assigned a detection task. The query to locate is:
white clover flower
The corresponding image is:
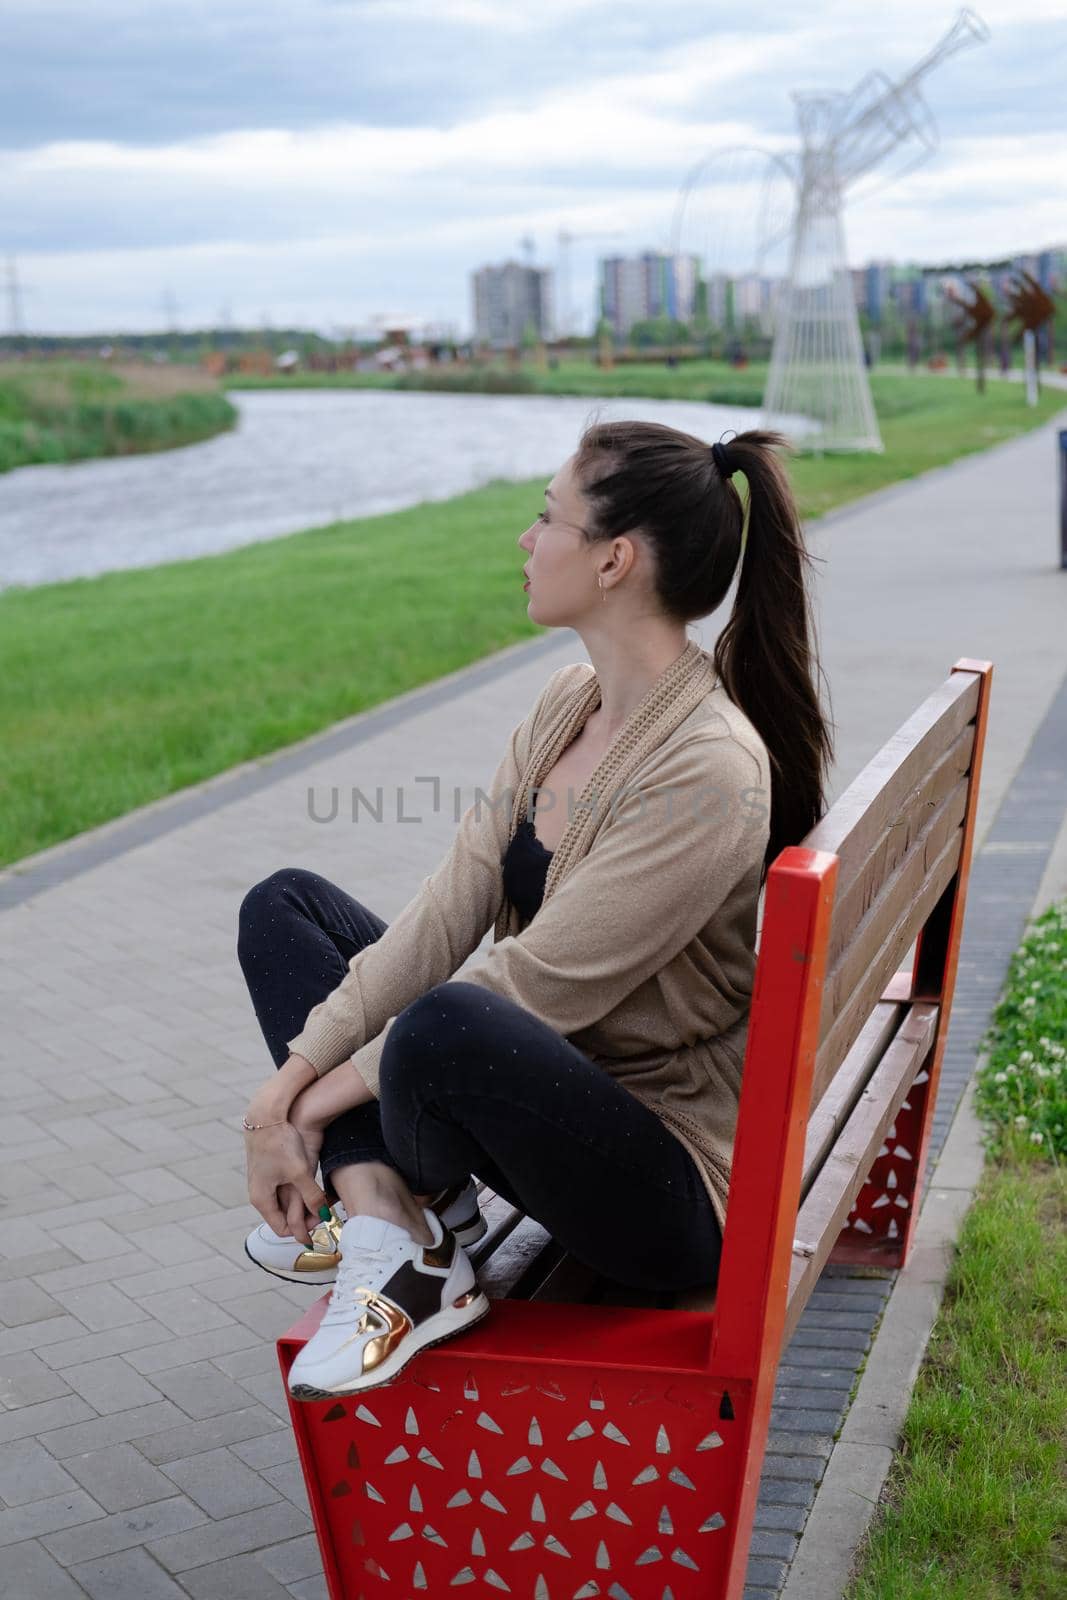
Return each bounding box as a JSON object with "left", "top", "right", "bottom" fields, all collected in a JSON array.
[
  {"left": 1030, "top": 981, "right": 1042, "bottom": 991},
  {"left": 1014, "top": 1114, "right": 1029, "bottom": 1128},
  {"left": 1029, "top": 1130, "right": 1044, "bottom": 1145},
  {"left": 1006, "top": 1064, "right": 1019, "bottom": 1076},
  {"left": 1019, "top": 1051, "right": 1034, "bottom": 1065},
  {"left": 993, "top": 1072, "right": 1008, "bottom": 1084},
  {"left": 1021, "top": 997, "right": 1037, "bottom": 1009},
  {"left": 1039, "top": 1037, "right": 1052, "bottom": 1048},
  {"left": 1035, "top": 1065, "right": 1051, "bottom": 1080}
]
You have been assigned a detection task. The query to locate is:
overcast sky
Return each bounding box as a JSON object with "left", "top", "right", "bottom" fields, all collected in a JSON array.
[{"left": 5, "top": 0, "right": 1065, "bottom": 335}]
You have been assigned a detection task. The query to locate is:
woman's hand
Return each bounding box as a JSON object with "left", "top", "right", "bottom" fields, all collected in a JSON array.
[
  {"left": 243, "top": 1052, "right": 322, "bottom": 1239},
  {"left": 244, "top": 1118, "right": 327, "bottom": 1244}
]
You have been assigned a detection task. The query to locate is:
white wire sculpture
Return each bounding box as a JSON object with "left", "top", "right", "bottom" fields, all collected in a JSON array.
[{"left": 762, "top": 8, "right": 990, "bottom": 451}]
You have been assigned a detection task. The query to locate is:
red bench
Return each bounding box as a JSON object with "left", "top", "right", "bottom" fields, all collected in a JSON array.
[{"left": 278, "top": 656, "right": 992, "bottom": 1600}]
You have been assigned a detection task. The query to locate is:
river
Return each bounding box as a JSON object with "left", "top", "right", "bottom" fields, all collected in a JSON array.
[{"left": 0, "top": 388, "right": 805, "bottom": 591}]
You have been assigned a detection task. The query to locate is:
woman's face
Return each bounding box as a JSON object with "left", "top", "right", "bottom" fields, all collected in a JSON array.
[{"left": 517, "top": 453, "right": 599, "bottom": 625}]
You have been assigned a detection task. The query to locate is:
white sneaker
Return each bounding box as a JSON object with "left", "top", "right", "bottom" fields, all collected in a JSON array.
[
  {"left": 287, "top": 1208, "right": 490, "bottom": 1400},
  {"left": 244, "top": 1177, "right": 486, "bottom": 1286}
]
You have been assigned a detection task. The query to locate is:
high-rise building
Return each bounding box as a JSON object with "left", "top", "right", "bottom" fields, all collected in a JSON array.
[
  {"left": 599, "top": 252, "right": 700, "bottom": 338},
  {"left": 471, "top": 262, "right": 553, "bottom": 348}
]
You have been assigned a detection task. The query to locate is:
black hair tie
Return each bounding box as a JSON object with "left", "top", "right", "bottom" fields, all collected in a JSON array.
[{"left": 711, "top": 440, "right": 736, "bottom": 480}]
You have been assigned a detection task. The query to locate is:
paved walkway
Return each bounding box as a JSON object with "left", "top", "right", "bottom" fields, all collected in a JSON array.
[{"left": 2, "top": 409, "right": 1066, "bottom": 1599}]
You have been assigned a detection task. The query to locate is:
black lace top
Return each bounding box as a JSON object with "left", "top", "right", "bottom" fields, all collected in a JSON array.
[{"left": 501, "top": 817, "right": 554, "bottom": 924}]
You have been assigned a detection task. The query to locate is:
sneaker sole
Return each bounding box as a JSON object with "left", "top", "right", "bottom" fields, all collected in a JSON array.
[
  {"left": 244, "top": 1210, "right": 488, "bottom": 1286},
  {"left": 287, "top": 1290, "right": 492, "bottom": 1401}
]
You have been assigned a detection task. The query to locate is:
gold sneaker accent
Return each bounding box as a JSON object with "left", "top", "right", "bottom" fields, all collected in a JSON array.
[
  {"left": 292, "top": 1214, "right": 343, "bottom": 1274},
  {"left": 341, "top": 1288, "right": 413, "bottom": 1373}
]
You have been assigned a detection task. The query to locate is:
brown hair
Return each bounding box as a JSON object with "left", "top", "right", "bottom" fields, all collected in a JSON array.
[{"left": 571, "top": 418, "right": 834, "bottom": 887}]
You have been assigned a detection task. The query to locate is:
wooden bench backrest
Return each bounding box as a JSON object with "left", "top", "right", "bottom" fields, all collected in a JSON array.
[{"left": 710, "top": 658, "right": 992, "bottom": 1375}]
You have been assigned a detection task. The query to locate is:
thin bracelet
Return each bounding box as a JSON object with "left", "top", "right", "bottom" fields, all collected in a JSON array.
[{"left": 241, "top": 1115, "right": 288, "bottom": 1132}]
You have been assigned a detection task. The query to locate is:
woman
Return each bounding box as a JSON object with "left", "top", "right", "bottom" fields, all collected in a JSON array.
[{"left": 237, "top": 419, "right": 833, "bottom": 1402}]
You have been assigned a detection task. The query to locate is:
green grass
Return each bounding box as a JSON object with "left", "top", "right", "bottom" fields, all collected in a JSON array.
[
  {"left": 844, "top": 898, "right": 1067, "bottom": 1599},
  {"left": 0, "top": 360, "right": 237, "bottom": 472},
  {"left": 2, "top": 375, "right": 1064, "bottom": 870}
]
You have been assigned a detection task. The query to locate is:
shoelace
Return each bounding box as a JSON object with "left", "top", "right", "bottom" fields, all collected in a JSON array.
[{"left": 320, "top": 1243, "right": 396, "bottom": 1328}]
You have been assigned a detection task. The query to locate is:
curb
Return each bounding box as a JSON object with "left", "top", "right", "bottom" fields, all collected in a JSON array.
[{"left": 779, "top": 1062, "right": 989, "bottom": 1600}]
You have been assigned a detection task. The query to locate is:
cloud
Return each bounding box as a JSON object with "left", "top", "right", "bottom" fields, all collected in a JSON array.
[{"left": 4, "top": 0, "right": 1065, "bottom": 332}]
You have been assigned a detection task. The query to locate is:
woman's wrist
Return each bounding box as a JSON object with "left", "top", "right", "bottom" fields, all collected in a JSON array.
[{"left": 246, "top": 1054, "right": 317, "bottom": 1124}]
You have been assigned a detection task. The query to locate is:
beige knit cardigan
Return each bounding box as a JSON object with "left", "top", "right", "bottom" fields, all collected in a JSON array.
[{"left": 286, "top": 637, "right": 771, "bottom": 1234}]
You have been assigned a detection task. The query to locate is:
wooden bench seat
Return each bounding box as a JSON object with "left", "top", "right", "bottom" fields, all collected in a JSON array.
[{"left": 278, "top": 655, "right": 992, "bottom": 1600}]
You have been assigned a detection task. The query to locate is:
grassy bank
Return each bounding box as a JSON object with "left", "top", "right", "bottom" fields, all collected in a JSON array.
[
  {"left": 1, "top": 377, "right": 1064, "bottom": 869},
  {"left": 0, "top": 360, "right": 237, "bottom": 472},
  {"left": 844, "top": 897, "right": 1066, "bottom": 1599}
]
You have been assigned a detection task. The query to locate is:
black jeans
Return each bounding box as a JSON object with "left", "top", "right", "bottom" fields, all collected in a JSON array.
[{"left": 236, "top": 866, "right": 722, "bottom": 1292}]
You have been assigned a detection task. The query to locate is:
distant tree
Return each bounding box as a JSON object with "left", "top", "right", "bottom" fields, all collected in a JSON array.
[{"left": 629, "top": 316, "right": 691, "bottom": 348}]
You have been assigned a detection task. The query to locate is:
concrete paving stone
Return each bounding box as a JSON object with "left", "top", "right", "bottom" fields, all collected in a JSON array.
[
  {"left": 766, "top": 1431, "right": 835, "bottom": 1459},
  {"left": 0, "top": 1278, "right": 65, "bottom": 1330},
  {"left": 42, "top": 1495, "right": 209, "bottom": 1567},
  {"left": 184, "top": 1202, "right": 262, "bottom": 1241},
  {"left": 69, "top": 1545, "right": 190, "bottom": 1599},
  {"left": 219, "top": 1290, "right": 314, "bottom": 1341},
  {"left": 0, "top": 1349, "right": 75, "bottom": 1407},
  {"left": 112, "top": 1197, "right": 223, "bottom": 1236},
  {"left": 230, "top": 1430, "right": 299, "bottom": 1471},
  {"left": 777, "top": 1365, "right": 859, "bottom": 1390},
  {"left": 149, "top": 1361, "right": 258, "bottom": 1421},
  {"left": 60, "top": 1355, "right": 164, "bottom": 1415},
  {"left": 126, "top": 1324, "right": 265, "bottom": 1378},
  {"left": 64, "top": 1441, "right": 178, "bottom": 1512},
  {"left": 776, "top": 1347, "right": 868, "bottom": 1375},
  {"left": 784, "top": 1325, "right": 871, "bottom": 1350},
  {"left": 754, "top": 1503, "right": 808, "bottom": 1534},
  {"left": 0, "top": 1486, "right": 105, "bottom": 1546},
  {"left": 182, "top": 1552, "right": 296, "bottom": 1600},
  {"left": 134, "top": 1287, "right": 239, "bottom": 1338},
  {"left": 116, "top": 1256, "right": 239, "bottom": 1304},
  {"left": 743, "top": 1589, "right": 780, "bottom": 1600},
  {"left": 0, "top": 1437, "right": 79, "bottom": 1506},
  {"left": 0, "top": 1315, "right": 87, "bottom": 1359},
  {"left": 770, "top": 1408, "right": 845, "bottom": 1435},
  {"left": 0, "top": 1395, "right": 95, "bottom": 1459},
  {"left": 162, "top": 1445, "right": 282, "bottom": 1518},
  {"left": 745, "top": 1556, "right": 789, "bottom": 1589},
  {"left": 756, "top": 1479, "right": 816, "bottom": 1509},
  {"left": 0, "top": 1113, "right": 49, "bottom": 1150},
  {"left": 288, "top": 1575, "right": 329, "bottom": 1600},
  {"left": 109, "top": 1220, "right": 220, "bottom": 1265},
  {"left": 197, "top": 1268, "right": 286, "bottom": 1310},
  {"left": 792, "top": 1309, "right": 881, "bottom": 1333},
  {"left": 37, "top": 1319, "right": 177, "bottom": 1371},
  {"left": 750, "top": 1529, "right": 800, "bottom": 1561},
  {"left": 147, "top": 1501, "right": 311, "bottom": 1573},
  {"left": 165, "top": 1158, "right": 254, "bottom": 1209},
  {"left": 234, "top": 1371, "right": 291, "bottom": 1421},
  {"left": 134, "top": 1404, "right": 288, "bottom": 1466},
  {"left": 39, "top": 1401, "right": 185, "bottom": 1460},
  {"left": 261, "top": 1460, "right": 310, "bottom": 1513},
  {"left": 807, "top": 1290, "right": 890, "bottom": 1314},
  {"left": 181, "top": 1120, "right": 249, "bottom": 1155},
  {"left": 33, "top": 1251, "right": 168, "bottom": 1295},
  {"left": 48, "top": 1280, "right": 151, "bottom": 1333},
  {"left": 211, "top": 1341, "right": 283, "bottom": 1382},
  {"left": 117, "top": 1169, "right": 203, "bottom": 1205},
  {"left": 0, "top": 1537, "right": 87, "bottom": 1599},
  {"left": 760, "top": 1454, "right": 829, "bottom": 1482},
  {"left": 255, "top": 1532, "right": 322, "bottom": 1584}
]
